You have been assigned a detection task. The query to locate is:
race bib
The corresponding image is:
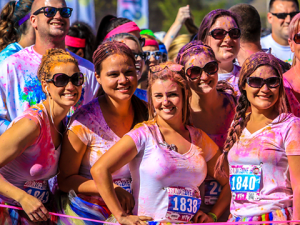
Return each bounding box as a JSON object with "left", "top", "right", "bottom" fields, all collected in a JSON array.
[
  {"left": 23, "top": 180, "right": 50, "bottom": 204},
  {"left": 229, "top": 165, "right": 261, "bottom": 201},
  {"left": 204, "top": 178, "right": 221, "bottom": 205},
  {"left": 113, "top": 178, "right": 132, "bottom": 193},
  {"left": 165, "top": 187, "right": 201, "bottom": 222}
]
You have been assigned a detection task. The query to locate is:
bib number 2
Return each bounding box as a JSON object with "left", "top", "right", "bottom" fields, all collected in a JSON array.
[{"left": 166, "top": 187, "right": 201, "bottom": 222}]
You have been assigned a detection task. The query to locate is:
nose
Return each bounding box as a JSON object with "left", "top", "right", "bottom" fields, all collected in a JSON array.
[
  {"left": 261, "top": 83, "right": 270, "bottom": 91},
  {"left": 285, "top": 15, "right": 291, "bottom": 23},
  {"left": 200, "top": 71, "right": 209, "bottom": 80},
  {"left": 118, "top": 73, "right": 127, "bottom": 83},
  {"left": 53, "top": 9, "right": 62, "bottom": 19},
  {"left": 223, "top": 32, "right": 231, "bottom": 41},
  {"left": 65, "top": 80, "right": 75, "bottom": 90}
]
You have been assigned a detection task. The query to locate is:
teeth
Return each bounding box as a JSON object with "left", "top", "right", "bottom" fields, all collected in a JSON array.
[
  {"left": 64, "top": 94, "right": 75, "bottom": 97},
  {"left": 119, "top": 87, "right": 130, "bottom": 90},
  {"left": 162, "top": 108, "right": 174, "bottom": 112}
]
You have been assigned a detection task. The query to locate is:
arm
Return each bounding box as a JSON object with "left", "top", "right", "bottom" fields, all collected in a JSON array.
[
  {"left": 287, "top": 155, "right": 300, "bottom": 222},
  {"left": 162, "top": 5, "right": 191, "bottom": 50},
  {"left": 0, "top": 65, "right": 11, "bottom": 134},
  {"left": 58, "top": 130, "right": 135, "bottom": 213},
  {"left": 193, "top": 151, "right": 231, "bottom": 223},
  {"left": 91, "top": 135, "right": 152, "bottom": 225},
  {"left": 0, "top": 118, "right": 49, "bottom": 222}
]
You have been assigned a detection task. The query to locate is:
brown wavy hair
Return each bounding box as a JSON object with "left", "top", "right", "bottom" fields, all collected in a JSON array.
[{"left": 215, "top": 52, "right": 289, "bottom": 177}]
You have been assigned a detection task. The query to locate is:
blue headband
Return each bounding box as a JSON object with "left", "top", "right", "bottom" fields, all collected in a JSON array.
[{"left": 18, "top": 13, "right": 30, "bottom": 26}]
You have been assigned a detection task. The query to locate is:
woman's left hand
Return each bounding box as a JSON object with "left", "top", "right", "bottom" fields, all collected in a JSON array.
[{"left": 192, "top": 210, "right": 215, "bottom": 223}]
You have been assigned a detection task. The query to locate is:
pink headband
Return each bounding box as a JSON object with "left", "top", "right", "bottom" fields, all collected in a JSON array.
[
  {"left": 65, "top": 35, "right": 86, "bottom": 48},
  {"left": 104, "top": 21, "right": 141, "bottom": 40},
  {"left": 144, "top": 39, "right": 159, "bottom": 49}
]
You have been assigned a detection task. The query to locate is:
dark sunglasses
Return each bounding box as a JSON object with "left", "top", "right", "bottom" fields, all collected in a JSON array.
[
  {"left": 294, "top": 33, "right": 300, "bottom": 44},
  {"left": 46, "top": 72, "right": 84, "bottom": 87},
  {"left": 144, "top": 51, "right": 164, "bottom": 61},
  {"left": 186, "top": 61, "right": 218, "bottom": 80},
  {"left": 271, "top": 11, "right": 299, "bottom": 20},
  {"left": 246, "top": 77, "right": 281, "bottom": 89},
  {"left": 33, "top": 7, "right": 73, "bottom": 18},
  {"left": 208, "top": 28, "right": 241, "bottom": 40},
  {"left": 139, "top": 37, "right": 145, "bottom": 47},
  {"left": 134, "top": 52, "right": 147, "bottom": 60}
]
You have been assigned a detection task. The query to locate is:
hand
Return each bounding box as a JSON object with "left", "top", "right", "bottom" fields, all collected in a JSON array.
[
  {"left": 18, "top": 192, "right": 49, "bottom": 222},
  {"left": 192, "top": 210, "right": 215, "bottom": 223},
  {"left": 117, "top": 214, "right": 153, "bottom": 225},
  {"left": 175, "top": 5, "right": 191, "bottom": 24},
  {"left": 115, "top": 186, "right": 135, "bottom": 214}
]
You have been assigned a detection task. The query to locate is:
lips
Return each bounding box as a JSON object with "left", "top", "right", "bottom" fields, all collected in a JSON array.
[
  {"left": 117, "top": 86, "right": 131, "bottom": 93},
  {"left": 161, "top": 107, "right": 175, "bottom": 113},
  {"left": 62, "top": 93, "right": 77, "bottom": 99}
]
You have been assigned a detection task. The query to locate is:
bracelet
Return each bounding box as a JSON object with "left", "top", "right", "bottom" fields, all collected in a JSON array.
[{"left": 207, "top": 212, "right": 218, "bottom": 222}]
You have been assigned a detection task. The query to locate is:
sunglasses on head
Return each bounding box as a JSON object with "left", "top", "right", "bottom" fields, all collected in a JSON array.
[
  {"left": 149, "top": 64, "right": 184, "bottom": 74},
  {"left": 246, "top": 77, "right": 281, "bottom": 89},
  {"left": 208, "top": 28, "right": 241, "bottom": 40},
  {"left": 271, "top": 11, "right": 299, "bottom": 20},
  {"left": 46, "top": 72, "right": 84, "bottom": 87},
  {"left": 33, "top": 7, "right": 73, "bottom": 18},
  {"left": 186, "top": 61, "right": 218, "bottom": 80}
]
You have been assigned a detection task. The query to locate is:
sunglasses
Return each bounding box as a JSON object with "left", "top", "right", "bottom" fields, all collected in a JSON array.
[
  {"left": 46, "top": 72, "right": 84, "bottom": 87},
  {"left": 208, "top": 28, "right": 241, "bottom": 40},
  {"left": 139, "top": 37, "right": 145, "bottom": 47},
  {"left": 33, "top": 7, "right": 73, "bottom": 18},
  {"left": 134, "top": 52, "right": 147, "bottom": 60},
  {"left": 271, "top": 11, "right": 299, "bottom": 20},
  {"left": 186, "top": 61, "right": 218, "bottom": 80},
  {"left": 149, "top": 64, "right": 184, "bottom": 74},
  {"left": 246, "top": 77, "right": 281, "bottom": 89},
  {"left": 293, "top": 33, "right": 300, "bottom": 44},
  {"left": 144, "top": 51, "right": 164, "bottom": 61}
]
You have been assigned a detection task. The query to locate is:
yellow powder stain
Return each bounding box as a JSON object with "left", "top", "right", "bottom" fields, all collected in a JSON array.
[{"left": 272, "top": 179, "right": 275, "bottom": 183}]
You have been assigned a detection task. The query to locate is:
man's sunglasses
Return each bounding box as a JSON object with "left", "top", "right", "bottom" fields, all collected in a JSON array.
[
  {"left": 208, "top": 28, "right": 241, "bottom": 40},
  {"left": 293, "top": 33, "right": 300, "bottom": 44},
  {"left": 186, "top": 61, "right": 218, "bottom": 80},
  {"left": 246, "top": 77, "right": 281, "bottom": 89},
  {"left": 139, "top": 37, "right": 145, "bottom": 47},
  {"left": 134, "top": 52, "right": 147, "bottom": 60},
  {"left": 144, "top": 51, "right": 164, "bottom": 61},
  {"left": 33, "top": 7, "right": 73, "bottom": 18},
  {"left": 46, "top": 72, "right": 84, "bottom": 87},
  {"left": 271, "top": 11, "right": 299, "bottom": 20}
]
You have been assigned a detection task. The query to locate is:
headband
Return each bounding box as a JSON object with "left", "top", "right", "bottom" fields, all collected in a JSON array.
[
  {"left": 104, "top": 21, "right": 141, "bottom": 40},
  {"left": 65, "top": 35, "right": 86, "bottom": 48},
  {"left": 140, "top": 29, "right": 155, "bottom": 37},
  {"left": 18, "top": 13, "right": 30, "bottom": 26},
  {"left": 144, "top": 39, "right": 159, "bottom": 49}
]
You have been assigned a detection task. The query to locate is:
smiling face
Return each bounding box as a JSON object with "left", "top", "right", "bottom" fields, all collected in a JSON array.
[
  {"left": 97, "top": 54, "right": 137, "bottom": 102},
  {"left": 244, "top": 65, "right": 280, "bottom": 113},
  {"left": 206, "top": 16, "right": 240, "bottom": 64},
  {"left": 151, "top": 79, "right": 183, "bottom": 123},
  {"left": 123, "top": 38, "right": 144, "bottom": 80},
  {"left": 43, "top": 62, "right": 82, "bottom": 107},
  {"left": 31, "top": 0, "right": 70, "bottom": 40},
  {"left": 184, "top": 53, "right": 218, "bottom": 95}
]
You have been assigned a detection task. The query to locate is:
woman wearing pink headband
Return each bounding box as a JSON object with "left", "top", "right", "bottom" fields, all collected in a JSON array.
[{"left": 96, "top": 15, "right": 143, "bottom": 47}]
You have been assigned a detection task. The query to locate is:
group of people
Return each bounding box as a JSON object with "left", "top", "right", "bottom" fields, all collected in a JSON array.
[{"left": 0, "top": 0, "right": 300, "bottom": 224}]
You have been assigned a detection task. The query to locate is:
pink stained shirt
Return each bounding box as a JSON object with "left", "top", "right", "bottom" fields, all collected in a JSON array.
[
  {"left": 228, "top": 113, "right": 300, "bottom": 218},
  {"left": 0, "top": 103, "right": 60, "bottom": 205},
  {"left": 126, "top": 120, "right": 218, "bottom": 222},
  {"left": 283, "top": 78, "right": 300, "bottom": 117},
  {"left": 218, "top": 64, "right": 241, "bottom": 98},
  {"left": 68, "top": 98, "right": 131, "bottom": 180}
]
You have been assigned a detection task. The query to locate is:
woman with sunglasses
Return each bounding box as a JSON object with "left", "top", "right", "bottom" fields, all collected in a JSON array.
[
  {"left": 57, "top": 41, "right": 148, "bottom": 224},
  {"left": 198, "top": 9, "right": 241, "bottom": 96},
  {"left": 0, "top": 49, "right": 83, "bottom": 224},
  {"left": 216, "top": 52, "right": 300, "bottom": 223},
  {"left": 176, "top": 40, "right": 235, "bottom": 222},
  {"left": 283, "top": 13, "right": 300, "bottom": 117},
  {"left": 90, "top": 61, "right": 231, "bottom": 225}
]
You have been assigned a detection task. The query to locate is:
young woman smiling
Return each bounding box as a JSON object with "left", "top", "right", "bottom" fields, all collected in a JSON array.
[
  {"left": 57, "top": 41, "right": 148, "bottom": 224},
  {"left": 176, "top": 40, "right": 235, "bottom": 222},
  {"left": 216, "top": 52, "right": 300, "bottom": 222},
  {"left": 90, "top": 61, "right": 231, "bottom": 225},
  {"left": 0, "top": 49, "right": 83, "bottom": 224},
  {"left": 198, "top": 9, "right": 241, "bottom": 96}
]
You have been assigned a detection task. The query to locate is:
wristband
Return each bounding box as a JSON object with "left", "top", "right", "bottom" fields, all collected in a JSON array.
[{"left": 207, "top": 212, "right": 217, "bottom": 222}]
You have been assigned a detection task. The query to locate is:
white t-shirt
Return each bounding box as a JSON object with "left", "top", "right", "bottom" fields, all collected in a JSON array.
[
  {"left": 126, "top": 120, "right": 218, "bottom": 222},
  {"left": 218, "top": 64, "right": 240, "bottom": 97},
  {"left": 0, "top": 45, "right": 100, "bottom": 134},
  {"left": 228, "top": 114, "right": 300, "bottom": 218},
  {"left": 260, "top": 34, "right": 293, "bottom": 64}
]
